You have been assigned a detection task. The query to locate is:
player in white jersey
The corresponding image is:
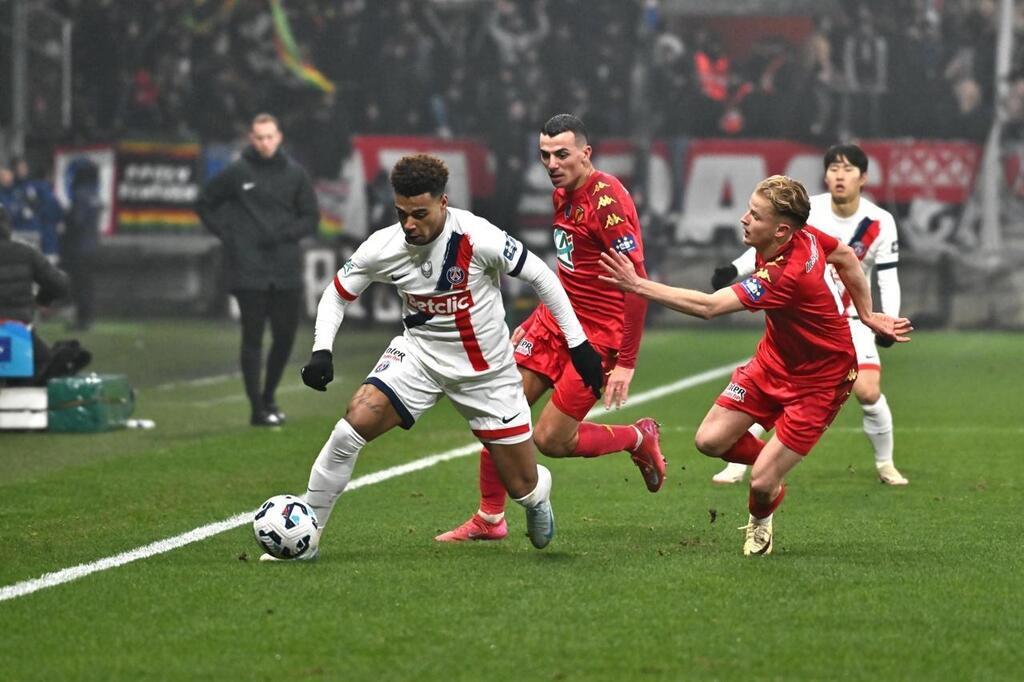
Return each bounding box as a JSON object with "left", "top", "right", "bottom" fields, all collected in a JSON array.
[
  {"left": 259, "top": 154, "right": 605, "bottom": 561},
  {"left": 709, "top": 144, "right": 908, "bottom": 486}
]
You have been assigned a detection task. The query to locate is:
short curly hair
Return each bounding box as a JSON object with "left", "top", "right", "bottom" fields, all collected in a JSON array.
[
  {"left": 390, "top": 154, "right": 449, "bottom": 198},
  {"left": 756, "top": 175, "right": 810, "bottom": 227}
]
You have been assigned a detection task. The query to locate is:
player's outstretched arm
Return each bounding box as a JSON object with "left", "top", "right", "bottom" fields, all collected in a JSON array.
[
  {"left": 599, "top": 250, "right": 744, "bottom": 319},
  {"left": 828, "top": 242, "right": 912, "bottom": 344}
]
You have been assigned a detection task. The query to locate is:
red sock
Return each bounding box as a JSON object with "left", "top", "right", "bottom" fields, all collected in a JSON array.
[
  {"left": 749, "top": 483, "right": 786, "bottom": 520},
  {"left": 722, "top": 431, "right": 765, "bottom": 465},
  {"left": 478, "top": 447, "right": 507, "bottom": 516},
  {"left": 572, "top": 421, "right": 640, "bottom": 457}
]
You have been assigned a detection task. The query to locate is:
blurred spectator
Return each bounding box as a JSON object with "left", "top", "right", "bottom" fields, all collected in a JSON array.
[
  {"left": 0, "top": 204, "right": 91, "bottom": 386},
  {"left": 841, "top": 4, "right": 889, "bottom": 137},
  {"left": 802, "top": 14, "right": 837, "bottom": 139},
  {"left": 61, "top": 159, "right": 102, "bottom": 331},
  {"left": 13, "top": 157, "right": 64, "bottom": 262}
]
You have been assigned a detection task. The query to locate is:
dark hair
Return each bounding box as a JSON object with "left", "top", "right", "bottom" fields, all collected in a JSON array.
[
  {"left": 756, "top": 175, "right": 811, "bottom": 227},
  {"left": 823, "top": 144, "right": 868, "bottom": 174},
  {"left": 541, "top": 113, "right": 588, "bottom": 145},
  {"left": 390, "top": 154, "right": 448, "bottom": 197}
]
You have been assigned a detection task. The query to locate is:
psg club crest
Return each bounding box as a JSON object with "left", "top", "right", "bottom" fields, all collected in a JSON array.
[{"left": 446, "top": 266, "right": 466, "bottom": 286}]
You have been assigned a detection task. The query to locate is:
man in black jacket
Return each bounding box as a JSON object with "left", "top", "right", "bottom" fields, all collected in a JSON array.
[{"left": 196, "top": 113, "right": 320, "bottom": 426}]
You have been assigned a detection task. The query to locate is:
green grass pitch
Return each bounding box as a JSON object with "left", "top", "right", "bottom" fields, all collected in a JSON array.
[{"left": 1, "top": 320, "right": 1021, "bottom": 680}]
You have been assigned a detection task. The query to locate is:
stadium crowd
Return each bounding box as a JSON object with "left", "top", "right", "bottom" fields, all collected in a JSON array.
[{"left": 22, "top": 0, "right": 1014, "bottom": 177}]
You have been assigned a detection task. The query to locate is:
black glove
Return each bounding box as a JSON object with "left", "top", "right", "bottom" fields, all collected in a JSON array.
[
  {"left": 711, "top": 264, "right": 738, "bottom": 290},
  {"left": 568, "top": 340, "right": 604, "bottom": 399},
  {"left": 875, "top": 334, "right": 895, "bottom": 348},
  {"left": 301, "top": 350, "right": 334, "bottom": 391}
]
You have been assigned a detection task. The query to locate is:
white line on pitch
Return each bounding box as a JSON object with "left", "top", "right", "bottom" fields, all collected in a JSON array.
[{"left": 0, "top": 359, "right": 744, "bottom": 604}]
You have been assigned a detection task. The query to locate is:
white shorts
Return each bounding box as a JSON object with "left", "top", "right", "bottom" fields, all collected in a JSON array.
[
  {"left": 363, "top": 335, "right": 533, "bottom": 445},
  {"left": 849, "top": 318, "right": 881, "bottom": 371}
]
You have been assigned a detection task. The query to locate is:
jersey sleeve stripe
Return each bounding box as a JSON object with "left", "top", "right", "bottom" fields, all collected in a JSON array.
[
  {"left": 876, "top": 262, "right": 898, "bottom": 271},
  {"left": 509, "top": 246, "right": 528, "bottom": 277},
  {"left": 472, "top": 423, "right": 531, "bottom": 441},
  {"left": 435, "top": 232, "right": 464, "bottom": 291},
  {"left": 333, "top": 275, "right": 357, "bottom": 301}
]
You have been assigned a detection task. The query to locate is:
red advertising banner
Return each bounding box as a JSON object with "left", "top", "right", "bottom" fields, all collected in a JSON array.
[{"left": 351, "top": 135, "right": 495, "bottom": 202}]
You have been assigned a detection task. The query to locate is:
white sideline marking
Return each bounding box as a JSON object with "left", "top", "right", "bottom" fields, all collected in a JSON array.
[
  {"left": 154, "top": 372, "right": 241, "bottom": 392},
  {"left": 0, "top": 359, "right": 743, "bottom": 603}
]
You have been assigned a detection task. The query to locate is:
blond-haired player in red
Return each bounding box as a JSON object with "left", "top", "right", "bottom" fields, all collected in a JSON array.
[
  {"left": 712, "top": 144, "right": 908, "bottom": 486},
  {"left": 600, "top": 175, "right": 911, "bottom": 555},
  {"left": 436, "top": 114, "right": 665, "bottom": 542}
]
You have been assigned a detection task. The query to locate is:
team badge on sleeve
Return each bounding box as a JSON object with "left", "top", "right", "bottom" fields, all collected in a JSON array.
[
  {"left": 613, "top": 235, "right": 637, "bottom": 254},
  {"left": 740, "top": 277, "right": 766, "bottom": 302},
  {"left": 503, "top": 235, "right": 521, "bottom": 262}
]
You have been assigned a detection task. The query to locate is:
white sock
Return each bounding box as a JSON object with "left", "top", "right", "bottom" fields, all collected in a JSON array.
[
  {"left": 861, "top": 394, "right": 894, "bottom": 466},
  {"left": 749, "top": 512, "right": 772, "bottom": 526},
  {"left": 512, "top": 464, "right": 552, "bottom": 509},
  {"left": 477, "top": 510, "right": 504, "bottom": 524},
  {"left": 303, "top": 418, "right": 367, "bottom": 527}
]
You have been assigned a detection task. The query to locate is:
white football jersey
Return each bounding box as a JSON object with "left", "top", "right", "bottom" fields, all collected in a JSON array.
[
  {"left": 329, "top": 207, "right": 528, "bottom": 378},
  {"left": 807, "top": 192, "right": 899, "bottom": 317}
]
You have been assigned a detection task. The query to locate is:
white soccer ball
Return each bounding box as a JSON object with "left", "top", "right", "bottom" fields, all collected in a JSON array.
[{"left": 252, "top": 494, "right": 319, "bottom": 560}]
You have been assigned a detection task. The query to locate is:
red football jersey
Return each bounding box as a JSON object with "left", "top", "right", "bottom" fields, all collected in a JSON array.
[
  {"left": 730, "top": 225, "right": 856, "bottom": 386},
  {"left": 533, "top": 170, "right": 646, "bottom": 354}
]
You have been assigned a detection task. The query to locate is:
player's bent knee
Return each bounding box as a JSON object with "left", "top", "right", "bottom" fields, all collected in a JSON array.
[
  {"left": 694, "top": 430, "right": 727, "bottom": 458},
  {"left": 532, "top": 426, "right": 573, "bottom": 457}
]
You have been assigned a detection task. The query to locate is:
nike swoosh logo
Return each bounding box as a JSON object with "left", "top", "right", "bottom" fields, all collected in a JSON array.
[
  {"left": 389, "top": 272, "right": 409, "bottom": 281},
  {"left": 500, "top": 413, "right": 520, "bottom": 424}
]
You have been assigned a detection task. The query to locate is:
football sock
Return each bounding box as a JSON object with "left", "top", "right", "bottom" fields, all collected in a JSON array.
[
  {"left": 721, "top": 431, "right": 766, "bottom": 465},
  {"left": 749, "top": 423, "right": 767, "bottom": 439},
  {"left": 304, "top": 418, "right": 367, "bottom": 527},
  {"left": 512, "top": 464, "right": 552, "bottom": 509},
  {"left": 749, "top": 483, "right": 786, "bottom": 520},
  {"left": 478, "top": 448, "right": 508, "bottom": 517},
  {"left": 572, "top": 422, "right": 641, "bottom": 457},
  {"left": 862, "top": 394, "right": 895, "bottom": 465}
]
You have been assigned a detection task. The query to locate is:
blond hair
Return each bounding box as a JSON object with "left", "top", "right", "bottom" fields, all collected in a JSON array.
[{"left": 756, "top": 175, "right": 810, "bottom": 227}]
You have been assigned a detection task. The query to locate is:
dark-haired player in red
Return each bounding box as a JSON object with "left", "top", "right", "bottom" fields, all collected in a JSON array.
[
  {"left": 437, "top": 114, "right": 665, "bottom": 542},
  {"left": 599, "top": 175, "right": 912, "bottom": 555}
]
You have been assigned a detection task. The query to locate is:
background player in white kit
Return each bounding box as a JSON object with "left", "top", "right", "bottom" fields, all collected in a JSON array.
[
  {"left": 261, "top": 154, "right": 605, "bottom": 560},
  {"left": 709, "top": 144, "right": 908, "bottom": 486}
]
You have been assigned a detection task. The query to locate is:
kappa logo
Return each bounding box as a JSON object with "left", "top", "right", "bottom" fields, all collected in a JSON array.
[
  {"left": 604, "top": 213, "right": 624, "bottom": 229},
  {"left": 515, "top": 339, "right": 534, "bottom": 356},
  {"left": 446, "top": 266, "right": 466, "bottom": 286},
  {"left": 740, "top": 277, "right": 766, "bottom": 302},
  {"left": 723, "top": 382, "right": 747, "bottom": 402},
  {"left": 596, "top": 195, "right": 616, "bottom": 209},
  {"left": 242, "top": 182, "right": 255, "bottom": 191},
  {"left": 592, "top": 181, "right": 610, "bottom": 194}
]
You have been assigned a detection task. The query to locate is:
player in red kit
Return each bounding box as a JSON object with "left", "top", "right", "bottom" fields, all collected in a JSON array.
[
  {"left": 599, "top": 176, "right": 912, "bottom": 555},
  {"left": 436, "top": 114, "right": 665, "bottom": 542}
]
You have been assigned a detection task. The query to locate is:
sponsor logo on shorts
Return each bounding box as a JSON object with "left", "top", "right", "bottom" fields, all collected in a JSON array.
[
  {"left": 514, "top": 339, "right": 533, "bottom": 356},
  {"left": 446, "top": 266, "right": 466, "bottom": 286},
  {"left": 739, "top": 277, "right": 766, "bottom": 302},
  {"left": 382, "top": 346, "right": 406, "bottom": 362},
  {"left": 723, "top": 382, "right": 746, "bottom": 402},
  {"left": 406, "top": 290, "right": 474, "bottom": 315},
  {"left": 846, "top": 368, "right": 858, "bottom": 382},
  {"left": 501, "top": 413, "right": 521, "bottom": 424},
  {"left": 374, "top": 361, "right": 390, "bottom": 373}
]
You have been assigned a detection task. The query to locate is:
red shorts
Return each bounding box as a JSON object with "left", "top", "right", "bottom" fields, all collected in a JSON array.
[
  {"left": 714, "top": 358, "right": 855, "bottom": 456},
  {"left": 513, "top": 310, "right": 616, "bottom": 421}
]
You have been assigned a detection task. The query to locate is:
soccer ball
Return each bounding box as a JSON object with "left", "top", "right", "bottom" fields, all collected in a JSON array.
[{"left": 252, "top": 494, "right": 319, "bottom": 560}]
